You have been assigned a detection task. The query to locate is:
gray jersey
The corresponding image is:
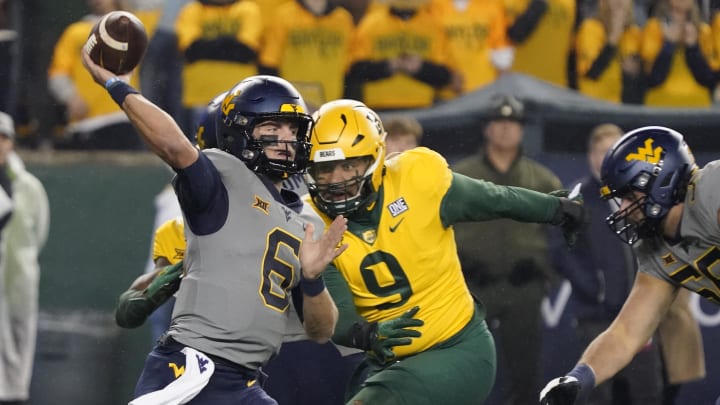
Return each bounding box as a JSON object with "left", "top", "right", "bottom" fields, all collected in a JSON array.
[
  {"left": 637, "top": 160, "right": 720, "bottom": 305},
  {"left": 168, "top": 150, "right": 315, "bottom": 369},
  {"left": 283, "top": 203, "right": 324, "bottom": 343}
]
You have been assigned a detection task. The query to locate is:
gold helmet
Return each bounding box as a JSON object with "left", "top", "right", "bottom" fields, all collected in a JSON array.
[{"left": 305, "top": 99, "right": 386, "bottom": 217}]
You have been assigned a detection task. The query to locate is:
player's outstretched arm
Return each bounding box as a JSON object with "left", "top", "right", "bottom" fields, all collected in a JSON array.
[
  {"left": 298, "top": 216, "right": 348, "bottom": 342},
  {"left": 540, "top": 272, "right": 678, "bottom": 404},
  {"left": 80, "top": 51, "right": 198, "bottom": 169}
]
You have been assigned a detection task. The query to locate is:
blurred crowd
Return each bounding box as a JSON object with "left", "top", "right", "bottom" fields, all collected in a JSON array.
[
  {"left": 0, "top": 1, "right": 714, "bottom": 404},
  {"left": 2, "top": 0, "right": 720, "bottom": 149}
]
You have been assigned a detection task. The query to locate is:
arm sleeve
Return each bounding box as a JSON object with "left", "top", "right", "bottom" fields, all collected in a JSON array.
[
  {"left": 173, "top": 152, "right": 229, "bottom": 235},
  {"left": 585, "top": 44, "right": 618, "bottom": 80},
  {"left": 685, "top": 44, "right": 715, "bottom": 88},
  {"left": 323, "top": 264, "right": 366, "bottom": 347},
  {"left": 645, "top": 41, "right": 675, "bottom": 87},
  {"left": 346, "top": 60, "right": 394, "bottom": 83},
  {"left": 115, "top": 290, "right": 158, "bottom": 328},
  {"left": 413, "top": 61, "right": 452, "bottom": 87},
  {"left": 507, "top": 0, "right": 549, "bottom": 44},
  {"left": 183, "top": 37, "right": 257, "bottom": 64},
  {"left": 439, "top": 172, "right": 560, "bottom": 227}
]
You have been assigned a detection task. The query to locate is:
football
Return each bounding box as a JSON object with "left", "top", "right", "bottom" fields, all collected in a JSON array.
[{"left": 84, "top": 11, "right": 148, "bottom": 75}]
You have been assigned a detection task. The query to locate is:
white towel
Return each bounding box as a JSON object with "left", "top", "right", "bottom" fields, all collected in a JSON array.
[{"left": 129, "top": 347, "right": 215, "bottom": 405}]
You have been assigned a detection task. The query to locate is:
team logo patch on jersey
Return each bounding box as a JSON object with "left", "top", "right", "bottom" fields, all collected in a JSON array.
[
  {"left": 625, "top": 138, "right": 662, "bottom": 164},
  {"left": 662, "top": 253, "right": 676, "bottom": 266},
  {"left": 253, "top": 195, "right": 270, "bottom": 214},
  {"left": 281, "top": 207, "right": 293, "bottom": 222},
  {"left": 387, "top": 197, "right": 409, "bottom": 217},
  {"left": 362, "top": 229, "right": 376, "bottom": 244}
]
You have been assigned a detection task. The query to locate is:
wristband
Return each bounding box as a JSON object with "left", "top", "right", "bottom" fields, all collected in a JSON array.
[
  {"left": 301, "top": 274, "right": 325, "bottom": 297},
  {"left": 105, "top": 77, "right": 139, "bottom": 107},
  {"left": 567, "top": 363, "right": 596, "bottom": 395}
]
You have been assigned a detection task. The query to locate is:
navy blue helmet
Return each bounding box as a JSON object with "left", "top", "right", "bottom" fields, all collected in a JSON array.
[
  {"left": 217, "top": 75, "right": 313, "bottom": 180},
  {"left": 194, "top": 91, "right": 225, "bottom": 150},
  {"left": 600, "top": 126, "right": 696, "bottom": 244}
]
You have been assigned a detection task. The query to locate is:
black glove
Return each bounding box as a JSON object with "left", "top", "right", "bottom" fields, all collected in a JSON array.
[
  {"left": 549, "top": 188, "right": 588, "bottom": 248},
  {"left": 539, "top": 376, "right": 580, "bottom": 405},
  {"left": 351, "top": 306, "right": 424, "bottom": 364}
]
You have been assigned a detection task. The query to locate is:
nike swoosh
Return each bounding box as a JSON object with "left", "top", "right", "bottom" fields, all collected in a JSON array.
[{"left": 389, "top": 218, "right": 404, "bottom": 232}]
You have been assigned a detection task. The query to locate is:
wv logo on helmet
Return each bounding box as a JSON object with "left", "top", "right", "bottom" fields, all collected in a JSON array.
[{"left": 625, "top": 138, "right": 662, "bottom": 163}]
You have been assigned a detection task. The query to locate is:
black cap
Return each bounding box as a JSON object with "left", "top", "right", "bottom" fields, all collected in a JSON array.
[{"left": 488, "top": 94, "right": 524, "bottom": 122}]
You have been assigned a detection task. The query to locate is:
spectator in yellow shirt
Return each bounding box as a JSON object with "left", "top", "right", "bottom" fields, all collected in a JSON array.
[
  {"left": 431, "top": 0, "right": 514, "bottom": 99},
  {"left": 640, "top": 0, "right": 715, "bottom": 107},
  {"left": 575, "top": 0, "right": 643, "bottom": 103},
  {"left": 505, "top": 0, "right": 577, "bottom": 88},
  {"left": 48, "top": 0, "right": 143, "bottom": 149},
  {"left": 259, "top": 0, "right": 355, "bottom": 111},
  {"left": 344, "top": 0, "right": 461, "bottom": 110},
  {"left": 175, "top": 0, "right": 262, "bottom": 133}
]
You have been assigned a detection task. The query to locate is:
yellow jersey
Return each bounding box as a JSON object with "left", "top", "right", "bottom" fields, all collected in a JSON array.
[
  {"left": 47, "top": 18, "right": 124, "bottom": 121},
  {"left": 641, "top": 18, "right": 714, "bottom": 107},
  {"left": 312, "top": 148, "right": 475, "bottom": 357},
  {"left": 152, "top": 216, "right": 185, "bottom": 265}
]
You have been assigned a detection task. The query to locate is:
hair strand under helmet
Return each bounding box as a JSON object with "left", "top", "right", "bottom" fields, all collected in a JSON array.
[
  {"left": 217, "top": 75, "right": 313, "bottom": 180},
  {"left": 305, "top": 99, "right": 386, "bottom": 218},
  {"left": 599, "top": 126, "right": 697, "bottom": 245}
]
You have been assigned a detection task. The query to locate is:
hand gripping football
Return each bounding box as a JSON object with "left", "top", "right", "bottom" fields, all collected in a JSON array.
[{"left": 84, "top": 11, "right": 148, "bottom": 75}]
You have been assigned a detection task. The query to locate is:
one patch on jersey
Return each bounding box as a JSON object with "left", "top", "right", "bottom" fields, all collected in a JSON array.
[
  {"left": 253, "top": 195, "right": 270, "bottom": 214},
  {"left": 662, "top": 253, "right": 676, "bottom": 266},
  {"left": 362, "top": 229, "right": 376, "bottom": 244},
  {"left": 386, "top": 197, "right": 409, "bottom": 217},
  {"left": 173, "top": 248, "right": 185, "bottom": 261}
]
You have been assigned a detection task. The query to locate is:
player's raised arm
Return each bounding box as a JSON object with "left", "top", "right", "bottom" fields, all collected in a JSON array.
[{"left": 80, "top": 51, "right": 198, "bottom": 169}]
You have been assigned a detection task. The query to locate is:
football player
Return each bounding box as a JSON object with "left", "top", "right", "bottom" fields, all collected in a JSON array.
[
  {"left": 540, "top": 127, "right": 719, "bottom": 405},
  {"left": 303, "top": 99, "right": 586, "bottom": 404},
  {"left": 114, "top": 95, "right": 363, "bottom": 405},
  {"left": 83, "top": 46, "right": 348, "bottom": 404}
]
